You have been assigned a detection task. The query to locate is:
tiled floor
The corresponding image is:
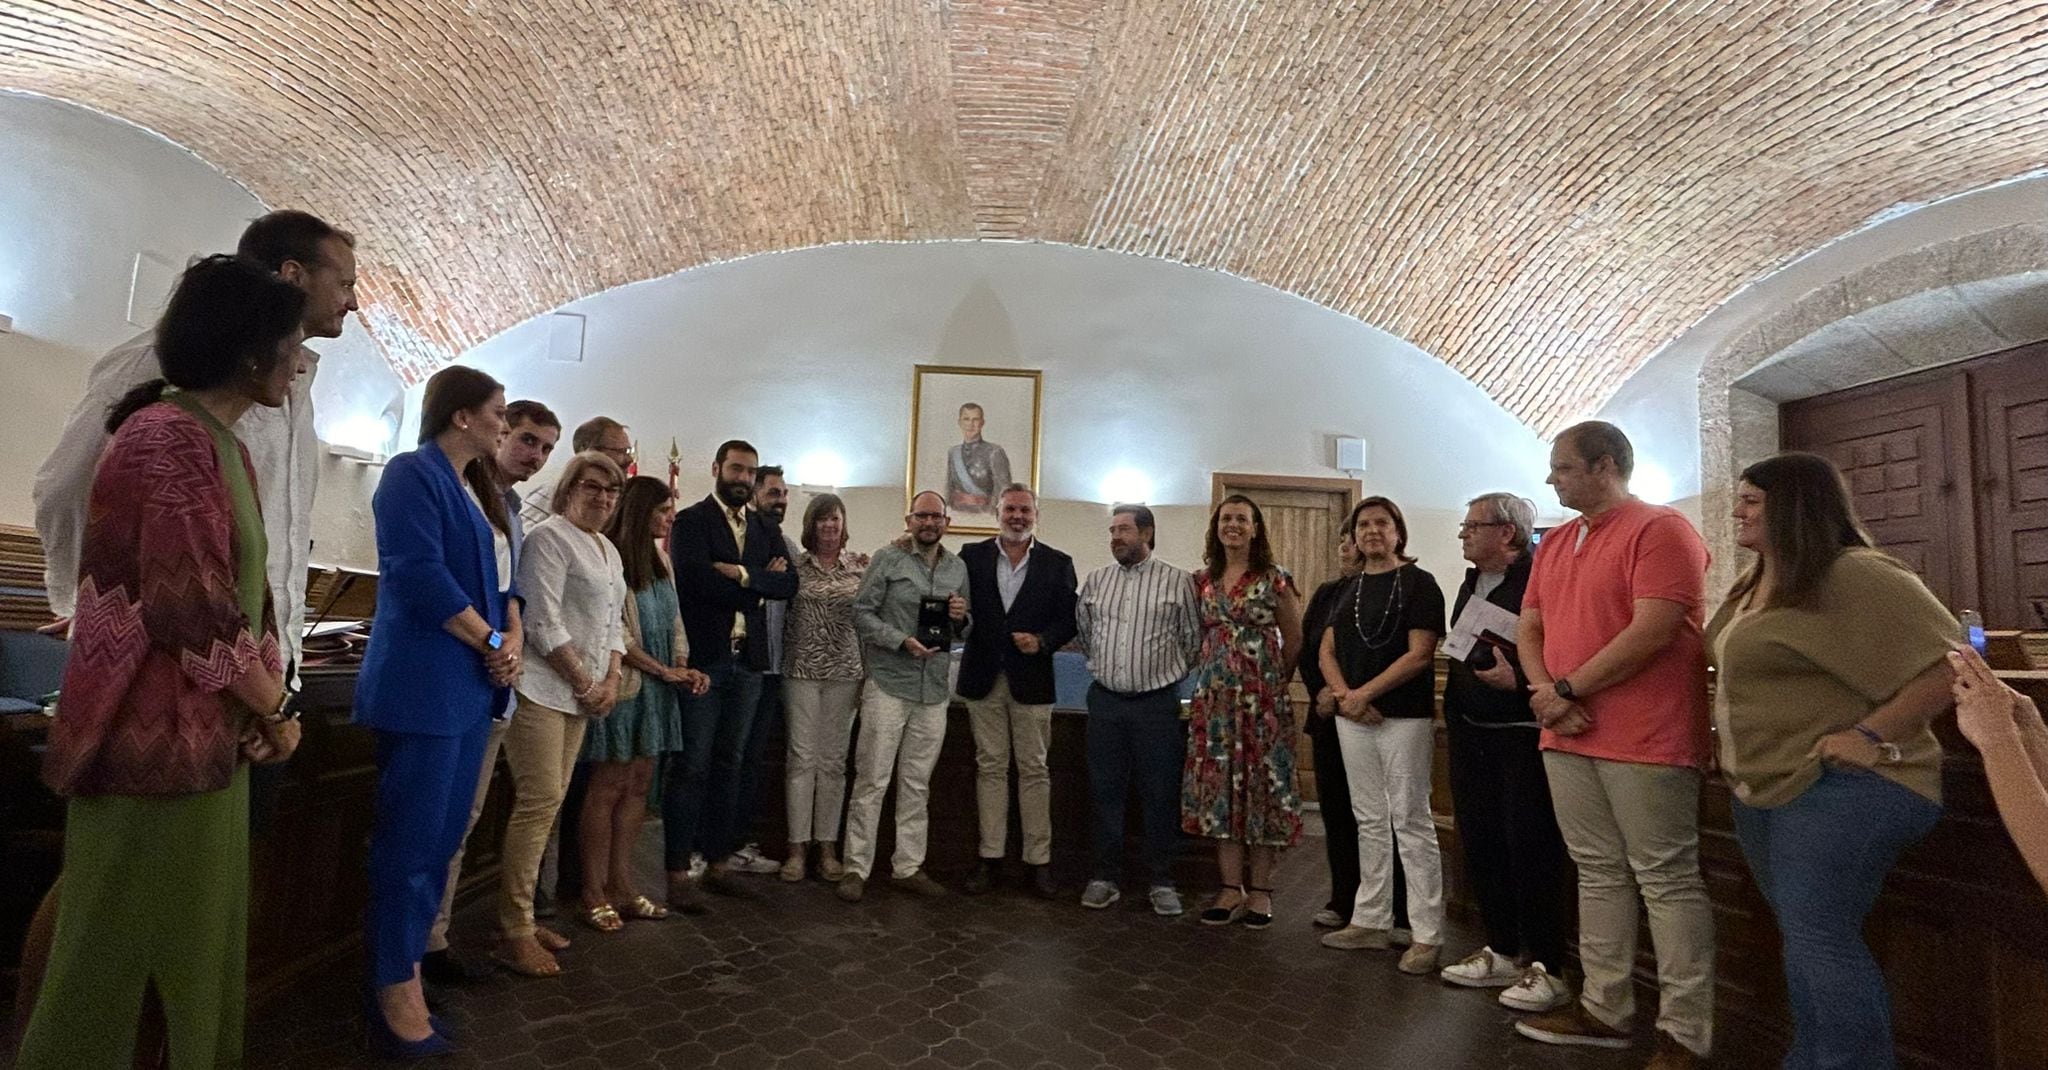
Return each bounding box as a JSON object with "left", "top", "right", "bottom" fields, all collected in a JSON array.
[{"left": 243, "top": 834, "right": 1707, "bottom": 1070}]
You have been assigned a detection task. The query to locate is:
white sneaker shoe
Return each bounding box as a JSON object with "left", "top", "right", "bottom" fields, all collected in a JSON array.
[
  {"left": 726, "top": 844, "right": 782, "bottom": 875},
  {"left": 1440, "top": 946, "right": 1522, "bottom": 988},
  {"left": 1500, "top": 962, "right": 1573, "bottom": 1012},
  {"left": 1310, "top": 908, "right": 1346, "bottom": 929}
]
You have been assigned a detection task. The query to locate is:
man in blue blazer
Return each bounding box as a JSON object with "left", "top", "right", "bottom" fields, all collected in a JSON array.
[
  {"left": 662, "top": 439, "right": 797, "bottom": 909},
  {"left": 955, "top": 484, "right": 1078, "bottom": 898}
]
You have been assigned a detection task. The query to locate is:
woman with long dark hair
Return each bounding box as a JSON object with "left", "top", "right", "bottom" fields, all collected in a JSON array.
[
  {"left": 1181, "top": 494, "right": 1304, "bottom": 928},
  {"left": 1315, "top": 497, "right": 1447, "bottom": 975},
  {"left": 1708, "top": 451, "right": 1956, "bottom": 1070},
  {"left": 355, "top": 364, "right": 522, "bottom": 1057},
  {"left": 16, "top": 255, "right": 305, "bottom": 1068},
  {"left": 575, "top": 476, "right": 708, "bottom": 928}
]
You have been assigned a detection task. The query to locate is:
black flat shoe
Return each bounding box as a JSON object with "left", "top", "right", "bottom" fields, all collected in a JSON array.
[
  {"left": 1243, "top": 885, "right": 1275, "bottom": 929},
  {"left": 1199, "top": 885, "right": 1248, "bottom": 926}
]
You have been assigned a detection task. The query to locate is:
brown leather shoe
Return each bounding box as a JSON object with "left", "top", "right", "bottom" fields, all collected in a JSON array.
[
  {"left": 889, "top": 870, "right": 949, "bottom": 897},
  {"left": 1514, "top": 1002, "right": 1631, "bottom": 1049},
  {"left": 836, "top": 874, "right": 865, "bottom": 902},
  {"left": 1644, "top": 1031, "right": 1704, "bottom": 1069},
  {"left": 701, "top": 866, "right": 758, "bottom": 900}
]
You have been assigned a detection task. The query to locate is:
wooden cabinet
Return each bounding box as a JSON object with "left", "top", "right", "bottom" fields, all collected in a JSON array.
[{"left": 1783, "top": 342, "right": 2048, "bottom": 629}]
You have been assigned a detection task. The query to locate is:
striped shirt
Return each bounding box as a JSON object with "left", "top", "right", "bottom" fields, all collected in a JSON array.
[{"left": 1076, "top": 554, "right": 1202, "bottom": 694}]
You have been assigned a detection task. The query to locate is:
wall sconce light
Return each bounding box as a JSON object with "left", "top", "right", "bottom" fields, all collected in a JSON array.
[
  {"left": 1099, "top": 467, "right": 1153, "bottom": 503},
  {"left": 794, "top": 449, "right": 850, "bottom": 488},
  {"left": 325, "top": 410, "right": 398, "bottom": 466}
]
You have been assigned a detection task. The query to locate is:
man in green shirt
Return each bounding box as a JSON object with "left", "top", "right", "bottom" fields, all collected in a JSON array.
[{"left": 838, "top": 491, "right": 970, "bottom": 902}]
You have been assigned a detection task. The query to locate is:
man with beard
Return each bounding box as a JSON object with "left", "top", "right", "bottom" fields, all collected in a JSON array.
[
  {"left": 838, "top": 491, "right": 971, "bottom": 902},
  {"left": 1075, "top": 504, "right": 1201, "bottom": 916},
  {"left": 723, "top": 465, "right": 794, "bottom": 876},
  {"left": 955, "top": 484, "right": 1077, "bottom": 899},
  {"left": 422, "top": 400, "right": 560, "bottom": 986},
  {"left": 664, "top": 441, "right": 795, "bottom": 911}
]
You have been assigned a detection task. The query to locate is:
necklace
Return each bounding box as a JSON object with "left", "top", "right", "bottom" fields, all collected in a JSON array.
[{"left": 1351, "top": 565, "right": 1407, "bottom": 650}]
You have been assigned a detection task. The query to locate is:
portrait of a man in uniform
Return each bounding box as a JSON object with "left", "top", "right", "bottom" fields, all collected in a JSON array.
[{"left": 945, "top": 403, "right": 1012, "bottom": 514}]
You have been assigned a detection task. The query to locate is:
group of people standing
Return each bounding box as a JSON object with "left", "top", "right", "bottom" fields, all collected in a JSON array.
[{"left": 13, "top": 207, "right": 2048, "bottom": 1070}]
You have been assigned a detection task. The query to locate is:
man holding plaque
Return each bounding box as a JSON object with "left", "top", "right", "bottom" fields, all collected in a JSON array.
[{"left": 839, "top": 491, "right": 972, "bottom": 902}]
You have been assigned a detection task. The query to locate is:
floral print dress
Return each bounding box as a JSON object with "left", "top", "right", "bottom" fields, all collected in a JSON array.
[{"left": 1181, "top": 566, "right": 1303, "bottom": 848}]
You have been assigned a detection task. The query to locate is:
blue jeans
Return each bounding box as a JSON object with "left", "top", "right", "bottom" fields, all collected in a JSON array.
[
  {"left": 1732, "top": 767, "right": 1941, "bottom": 1070},
  {"left": 730, "top": 673, "right": 784, "bottom": 853},
  {"left": 660, "top": 660, "right": 764, "bottom": 872},
  {"left": 1086, "top": 683, "right": 1185, "bottom": 887}
]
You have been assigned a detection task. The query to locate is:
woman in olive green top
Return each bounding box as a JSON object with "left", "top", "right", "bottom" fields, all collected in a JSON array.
[{"left": 1708, "top": 452, "right": 1956, "bottom": 1070}]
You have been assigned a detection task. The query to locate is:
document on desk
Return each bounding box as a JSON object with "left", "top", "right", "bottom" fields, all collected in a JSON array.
[{"left": 1443, "top": 599, "right": 1520, "bottom": 661}]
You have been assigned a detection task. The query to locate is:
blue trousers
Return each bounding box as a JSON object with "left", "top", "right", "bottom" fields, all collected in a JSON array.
[
  {"left": 730, "top": 672, "right": 784, "bottom": 852},
  {"left": 1732, "top": 767, "right": 1940, "bottom": 1070},
  {"left": 660, "top": 660, "right": 763, "bottom": 871},
  {"left": 1086, "top": 683, "right": 1185, "bottom": 887},
  {"left": 367, "top": 720, "right": 492, "bottom": 987}
]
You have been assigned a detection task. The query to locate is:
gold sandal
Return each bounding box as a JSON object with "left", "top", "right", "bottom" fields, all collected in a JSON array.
[
  {"left": 620, "top": 895, "right": 670, "bottom": 921},
  {"left": 581, "top": 903, "right": 624, "bottom": 932}
]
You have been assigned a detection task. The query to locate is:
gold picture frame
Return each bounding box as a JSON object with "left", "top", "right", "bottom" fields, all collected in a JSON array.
[{"left": 905, "top": 364, "right": 1044, "bottom": 537}]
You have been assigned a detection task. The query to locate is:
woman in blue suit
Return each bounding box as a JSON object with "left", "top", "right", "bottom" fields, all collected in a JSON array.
[{"left": 355, "top": 365, "right": 522, "bottom": 1058}]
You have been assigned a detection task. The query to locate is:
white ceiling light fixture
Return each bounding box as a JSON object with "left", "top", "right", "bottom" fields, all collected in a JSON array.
[{"left": 1099, "top": 467, "right": 1153, "bottom": 504}]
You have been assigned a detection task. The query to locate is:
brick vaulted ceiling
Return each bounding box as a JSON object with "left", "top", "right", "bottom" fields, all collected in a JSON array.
[{"left": 5, "top": 2, "right": 2048, "bottom": 431}]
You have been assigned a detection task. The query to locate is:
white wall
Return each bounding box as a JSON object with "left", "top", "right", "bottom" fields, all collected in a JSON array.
[
  {"left": 0, "top": 91, "right": 400, "bottom": 572},
  {"left": 352, "top": 240, "right": 1559, "bottom": 579}
]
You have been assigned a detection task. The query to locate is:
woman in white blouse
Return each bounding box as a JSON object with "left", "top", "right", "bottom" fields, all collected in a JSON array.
[{"left": 495, "top": 451, "right": 628, "bottom": 978}]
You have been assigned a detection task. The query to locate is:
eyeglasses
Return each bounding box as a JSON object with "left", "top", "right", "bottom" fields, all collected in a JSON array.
[
  {"left": 1457, "top": 521, "right": 1510, "bottom": 534},
  {"left": 909, "top": 512, "right": 948, "bottom": 522},
  {"left": 576, "top": 479, "right": 623, "bottom": 497}
]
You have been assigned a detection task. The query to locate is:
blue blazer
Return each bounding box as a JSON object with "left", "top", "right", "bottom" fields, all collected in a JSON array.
[{"left": 354, "top": 441, "right": 516, "bottom": 735}]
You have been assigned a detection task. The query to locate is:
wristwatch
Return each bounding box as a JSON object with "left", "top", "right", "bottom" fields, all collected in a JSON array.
[
  {"left": 1852, "top": 724, "right": 1902, "bottom": 764},
  {"left": 260, "top": 687, "right": 299, "bottom": 725},
  {"left": 485, "top": 630, "right": 505, "bottom": 652},
  {"left": 1553, "top": 678, "right": 1577, "bottom": 701}
]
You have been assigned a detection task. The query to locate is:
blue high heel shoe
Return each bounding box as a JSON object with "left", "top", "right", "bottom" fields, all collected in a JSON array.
[{"left": 363, "top": 992, "right": 456, "bottom": 1060}]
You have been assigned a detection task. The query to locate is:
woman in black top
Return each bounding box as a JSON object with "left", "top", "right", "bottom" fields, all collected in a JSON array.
[
  {"left": 1315, "top": 497, "right": 1447, "bottom": 976},
  {"left": 1300, "top": 533, "right": 1411, "bottom": 936}
]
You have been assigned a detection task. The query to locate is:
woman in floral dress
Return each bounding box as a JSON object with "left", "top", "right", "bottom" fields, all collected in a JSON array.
[{"left": 1182, "top": 494, "right": 1305, "bottom": 929}]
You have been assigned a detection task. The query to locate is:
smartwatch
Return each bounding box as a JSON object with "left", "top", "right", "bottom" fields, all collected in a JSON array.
[
  {"left": 485, "top": 630, "right": 505, "bottom": 652},
  {"left": 1553, "top": 678, "right": 1577, "bottom": 701},
  {"left": 1852, "top": 724, "right": 1902, "bottom": 764}
]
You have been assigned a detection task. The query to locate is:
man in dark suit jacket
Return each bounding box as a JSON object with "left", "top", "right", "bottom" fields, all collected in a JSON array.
[
  {"left": 661, "top": 439, "right": 797, "bottom": 908},
  {"left": 955, "top": 484, "right": 1078, "bottom": 898}
]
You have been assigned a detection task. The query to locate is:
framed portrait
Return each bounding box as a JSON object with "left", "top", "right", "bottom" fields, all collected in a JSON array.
[{"left": 905, "top": 364, "right": 1044, "bottom": 536}]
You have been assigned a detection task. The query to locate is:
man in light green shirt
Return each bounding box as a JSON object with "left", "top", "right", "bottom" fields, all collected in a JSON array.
[{"left": 839, "top": 492, "right": 970, "bottom": 901}]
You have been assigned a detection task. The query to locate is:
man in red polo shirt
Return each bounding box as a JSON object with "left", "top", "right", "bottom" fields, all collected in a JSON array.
[{"left": 1513, "top": 421, "right": 1713, "bottom": 1070}]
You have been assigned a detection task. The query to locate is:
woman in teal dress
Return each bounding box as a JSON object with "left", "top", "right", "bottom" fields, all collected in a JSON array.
[
  {"left": 1182, "top": 495, "right": 1305, "bottom": 930},
  {"left": 576, "top": 476, "right": 709, "bottom": 929},
  {"left": 18, "top": 256, "right": 306, "bottom": 1068}
]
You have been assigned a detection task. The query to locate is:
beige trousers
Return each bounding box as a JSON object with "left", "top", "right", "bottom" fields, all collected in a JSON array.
[
  {"left": 498, "top": 697, "right": 587, "bottom": 939},
  {"left": 1543, "top": 750, "right": 1715, "bottom": 1056},
  {"left": 964, "top": 674, "right": 1054, "bottom": 865},
  {"left": 427, "top": 718, "right": 509, "bottom": 953},
  {"left": 841, "top": 681, "right": 948, "bottom": 880}
]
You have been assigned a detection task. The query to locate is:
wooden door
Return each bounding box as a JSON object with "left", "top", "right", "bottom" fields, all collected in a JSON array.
[
  {"left": 1972, "top": 345, "right": 2048, "bottom": 629},
  {"left": 1210, "top": 473, "right": 1358, "bottom": 803},
  {"left": 1782, "top": 373, "right": 1978, "bottom": 612}
]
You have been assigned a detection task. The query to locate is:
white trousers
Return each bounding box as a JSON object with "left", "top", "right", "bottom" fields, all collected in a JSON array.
[
  {"left": 784, "top": 678, "right": 862, "bottom": 844},
  {"left": 1334, "top": 715, "right": 1446, "bottom": 945},
  {"left": 841, "top": 680, "right": 948, "bottom": 880}
]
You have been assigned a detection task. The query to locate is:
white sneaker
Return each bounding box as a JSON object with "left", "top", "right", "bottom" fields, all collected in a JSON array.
[
  {"left": 1440, "top": 946, "right": 1522, "bottom": 988},
  {"left": 1310, "top": 908, "right": 1346, "bottom": 929},
  {"left": 687, "top": 853, "right": 707, "bottom": 878},
  {"left": 726, "top": 844, "right": 782, "bottom": 875},
  {"left": 1500, "top": 962, "right": 1573, "bottom": 1012}
]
